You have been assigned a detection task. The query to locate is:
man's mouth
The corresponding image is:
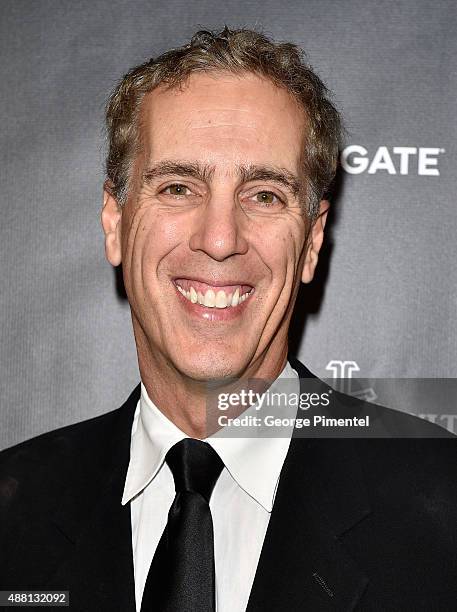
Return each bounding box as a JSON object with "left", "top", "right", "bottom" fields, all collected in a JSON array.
[{"left": 173, "top": 278, "right": 254, "bottom": 309}]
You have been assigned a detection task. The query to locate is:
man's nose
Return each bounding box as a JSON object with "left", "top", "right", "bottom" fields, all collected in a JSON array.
[{"left": 188, "top": 196, "right": 249, "bottom": 261}]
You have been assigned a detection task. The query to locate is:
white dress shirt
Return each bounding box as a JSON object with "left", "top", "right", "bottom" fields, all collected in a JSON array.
[{"left": 122, "top": 361, "right": 299, "bottom": 612}]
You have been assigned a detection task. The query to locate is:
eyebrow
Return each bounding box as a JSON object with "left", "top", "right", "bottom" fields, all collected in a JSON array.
[
  {"left": 142, "top": 161, "right": 302, "bottom": 197},
  {"left": 143, "top": 161, "right": 215, "bottom": 184},
  {"left": 238, "top": 165, "right": 301, "bottom": 197}
]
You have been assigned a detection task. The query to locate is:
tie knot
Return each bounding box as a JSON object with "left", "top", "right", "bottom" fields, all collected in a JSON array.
[{"left": 166, "top": 438, "right": 224, "bottom": 502}]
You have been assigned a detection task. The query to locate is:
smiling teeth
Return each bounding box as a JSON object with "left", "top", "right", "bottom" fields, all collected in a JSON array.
[
  {"left": 231, "top": 287, "right": 239, "bottom": 306},
  {"left": 176, "top": 284, "right": 252, "bottom": 308},
  {"left": 189, "top": 286, "right": 198, "bottom": 303},
  {"left": 205, "top": 289, "right": 216, "bottom": 307}
]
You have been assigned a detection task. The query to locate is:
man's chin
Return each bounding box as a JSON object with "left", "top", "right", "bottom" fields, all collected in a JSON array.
[{"left": 171, "top": 353, "right": 249, "bottom": 384}]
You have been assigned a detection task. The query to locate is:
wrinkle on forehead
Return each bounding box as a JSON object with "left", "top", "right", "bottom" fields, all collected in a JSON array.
[
  {"left": 161, "top": 107, "right": 282, "bottom": 136},
  {"left": 137, "top": 71, "right": 307, "bottom": 176},
  {"left": 190, "top": 123, "right": 256, "bottom": 130},
  {"left": 144, "top": 72, "right": 305, "bottom": 124}
]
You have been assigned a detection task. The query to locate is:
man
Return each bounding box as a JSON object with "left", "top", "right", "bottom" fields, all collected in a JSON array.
[{"left": 1, "top": 27, "right": 456, "bottom": 612}]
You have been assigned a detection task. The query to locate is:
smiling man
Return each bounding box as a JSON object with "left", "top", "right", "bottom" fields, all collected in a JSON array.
[
  {"left": 1, "top": 26, "right": 457, "bottom": 612},
  {"left": 102, "top": 64, "right": 328, "bottom": 436}
]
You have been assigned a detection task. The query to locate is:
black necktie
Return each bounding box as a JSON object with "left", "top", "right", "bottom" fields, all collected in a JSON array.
[{"left": 140, "top": 438, "right": 224, "bottom": 612}]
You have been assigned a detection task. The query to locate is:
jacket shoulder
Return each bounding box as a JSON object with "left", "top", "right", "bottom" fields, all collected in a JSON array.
[{"left": 0, "top": 385, "right": 140, "bottom": 518}]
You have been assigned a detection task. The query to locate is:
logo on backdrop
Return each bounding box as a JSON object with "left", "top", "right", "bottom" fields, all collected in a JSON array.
[
  {"left": 340, "top": 146, "right": 445, "bottom": 175},
  {"left": 325, "top": 360, "right": 377, "bottom": 402}
]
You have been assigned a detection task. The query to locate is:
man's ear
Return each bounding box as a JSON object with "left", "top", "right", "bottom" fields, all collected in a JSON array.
[
  {"left": 301, "top": 199, "right": 330, "bottom": 284},
  {"left": 101, "top": 180, "right": 122, "bottom": 267}
]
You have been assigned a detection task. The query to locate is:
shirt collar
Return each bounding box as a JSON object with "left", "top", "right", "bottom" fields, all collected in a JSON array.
[
  {"left": 121, "top": 383, "right": 187, "bottom": 505},
  {"left": 122, "top": 361, "right": 299, "bottom": 512}
]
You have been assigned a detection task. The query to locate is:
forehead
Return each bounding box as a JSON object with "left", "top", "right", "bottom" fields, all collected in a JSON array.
[{"left": 138, "top": 71, "right": 306, "bottom": 173}]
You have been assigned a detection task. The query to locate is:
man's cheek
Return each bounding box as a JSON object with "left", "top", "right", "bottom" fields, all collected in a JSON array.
[
  {"left": 121, "top": 206, "right": 150, "bottom": 261},
  {"left": 263, "top": 233, "right": 299, "bottom": 272}
]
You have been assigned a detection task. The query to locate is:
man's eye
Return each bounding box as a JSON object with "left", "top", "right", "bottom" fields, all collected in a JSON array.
[
  {"left": 163, "top": 184, "right": 190, "bottom": 196},
  {"left": 253, "top": 191, "right": 281, "bottom": 206}
]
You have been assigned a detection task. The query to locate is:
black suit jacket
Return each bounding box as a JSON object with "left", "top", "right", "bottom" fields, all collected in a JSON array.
[{"left": 1, "top": 357, "right": 457, "bottom": 611}]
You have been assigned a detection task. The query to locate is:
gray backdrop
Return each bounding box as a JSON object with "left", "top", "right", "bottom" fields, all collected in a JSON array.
[{"left": 1, "top": 0, "right": 456, "bottom": 449}]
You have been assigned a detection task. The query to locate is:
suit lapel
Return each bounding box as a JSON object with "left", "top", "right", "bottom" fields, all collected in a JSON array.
[
  {"left": 47, "top": 387, "right": 140, "bottom": 612},
  {"left": 246, "top": 358, "right": 371, "bottom": 611}
]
